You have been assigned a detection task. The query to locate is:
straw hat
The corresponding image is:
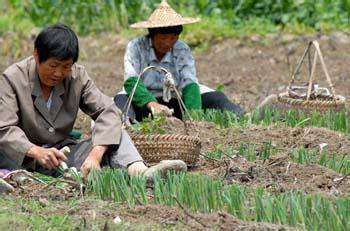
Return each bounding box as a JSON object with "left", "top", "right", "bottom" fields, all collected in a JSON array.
[{"left": 130, "top": 0, "right": 200, "bottom": 29}]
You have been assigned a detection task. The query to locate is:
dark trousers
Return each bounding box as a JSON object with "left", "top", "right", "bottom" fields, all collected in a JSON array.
[{"left": 114, "top": 91, "right": 244, "bottom": 122}]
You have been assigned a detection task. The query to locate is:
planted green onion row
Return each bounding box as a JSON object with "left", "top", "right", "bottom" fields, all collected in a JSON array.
[
  {"left": 87, "top": 170, "right": 349, "bottom": 230},
  {"left": 187, "top": 108, "right": 350, "bottom": 133}
]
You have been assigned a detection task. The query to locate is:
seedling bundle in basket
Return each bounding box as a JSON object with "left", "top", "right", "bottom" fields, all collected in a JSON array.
[{"left": 123, "top": 66, "right": 201, "bottom": 166}]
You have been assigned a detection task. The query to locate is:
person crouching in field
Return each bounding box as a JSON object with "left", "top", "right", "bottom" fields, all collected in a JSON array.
[
  {"left": 114, "top": 0, "right": 244, "bottom": 122},
  {"left": 0, "top": 24, "right": 186, "bottom": 180}
]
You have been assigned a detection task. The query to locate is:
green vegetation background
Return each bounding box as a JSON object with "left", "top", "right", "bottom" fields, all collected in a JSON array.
[{"left": 1, "top": 0, "right": 350, "bottom": 46}]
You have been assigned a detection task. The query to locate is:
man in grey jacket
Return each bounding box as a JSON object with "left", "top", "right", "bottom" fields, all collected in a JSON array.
[{"left": 0, "top": 24, "right": 185, "bottom": 180}]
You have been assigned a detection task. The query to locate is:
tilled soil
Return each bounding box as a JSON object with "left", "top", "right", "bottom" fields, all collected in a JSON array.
[
  {"left": 134, "top": 118, "right": 350, "bottom": 158},
  {"left": 120, "top": 205, "right": 298, "bottom": 230},
  {"left": 80, "top": 33, "right": 350, "bottom": 112},
  {"left": 224, "top": 125, "right": 350, "bottom": 158},
  {"left": 1, "top": 32, "right": 350, "bottom": 228},
  {"left": 199, "top": 156, "right": 349, "bottom": 196},
  {"left": 2, "top": 32, "right": 350, "bottom": 111},
  {"left": 8, "top": 179, "right": 80, "bottom": 201},
  {"left": 2, "top": 192, "right": 297, "bottom": 230},
  {"left": 3, "top": 175, "right": 298, "bottom": 229},
  {"left": 128, "top": 118, "right": 350, "bottom": 196}
]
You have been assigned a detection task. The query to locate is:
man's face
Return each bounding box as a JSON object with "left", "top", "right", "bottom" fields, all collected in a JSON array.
[
  {"left": 152, "top": 33, "right": 179, "bottom": 54},
  {"left": 34, "top": 49, "right": 73, "bottom": 87}
]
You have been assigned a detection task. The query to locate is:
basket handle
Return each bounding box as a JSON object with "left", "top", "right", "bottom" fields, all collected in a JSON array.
[
  {"left": 288, "top": 41, "right": 312, "bottom": 90},
  {"left": 288, "top": 40, "right": 337, "bottom": 102},
  {"left": 312, "top": 41, "right": 337, "bottom": 101},
  {"left": 122, "top": 66, "right": 193, "bottom": 130},
  {"left": 306, "top": 50, "right": 318, "bottom": 101}
]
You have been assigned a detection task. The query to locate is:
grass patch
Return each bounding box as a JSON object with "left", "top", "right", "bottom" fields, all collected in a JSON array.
[
  {"left": 0, "top": 196, "right": 184, "bottom": 230},
  {"left": 0, "top": 198, "right": 100, "bottom": 230}
]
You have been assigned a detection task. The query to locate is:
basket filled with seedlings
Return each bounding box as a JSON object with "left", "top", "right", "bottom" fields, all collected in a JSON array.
[
  {"left": 122, "top": 66, "right": 201, "bottom": 165},
  {"left": 277, "top": 40, "right": 346, "bottom": 112}
]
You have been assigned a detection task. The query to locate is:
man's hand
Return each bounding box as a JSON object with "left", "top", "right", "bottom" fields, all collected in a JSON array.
[
  {"left": 81, "top": 145, "right": 107, "bottom": 180},
  {"left": 146, "top": 102, "right": 173, "bottom": 116},
  {"left": 27, "top": 146, "right": 67, "bottom": 170}
]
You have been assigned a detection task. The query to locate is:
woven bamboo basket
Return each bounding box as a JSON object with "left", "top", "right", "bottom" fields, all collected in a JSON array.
[
  {"left": 130, "top": 134, "right": 201, "bottom": 165},
  {"left": 123, "top": 66, "right": 201, "bottom": 165},
  {"left": 275, "top": 40, "right": 346, "bottom": 113},
  {"left": 277, "top": 92, "right": 345, "bottom": 112}
]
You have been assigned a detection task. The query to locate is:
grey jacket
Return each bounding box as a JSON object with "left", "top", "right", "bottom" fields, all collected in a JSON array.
[{"left": 0, "top": 56, "right": 122, "bottom": 167}]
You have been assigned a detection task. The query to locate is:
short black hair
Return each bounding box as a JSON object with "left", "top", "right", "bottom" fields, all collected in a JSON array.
[
  {"left": 147, "top": 25, "right": 183, "bottom": 38},
  {"left": 34, "top": 24, "right": 79, "bottom": 63}
]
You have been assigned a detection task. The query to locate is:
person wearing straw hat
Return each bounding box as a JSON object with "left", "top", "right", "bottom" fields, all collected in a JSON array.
[{"left": 114, "top": 0, "right": 244, "bottom": 121}]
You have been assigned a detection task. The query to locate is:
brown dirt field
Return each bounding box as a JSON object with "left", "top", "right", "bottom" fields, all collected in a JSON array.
[
  {"left": 2, "top": 32, "right": 350, "bottom": 133},
  {"left": 120, "top": 205, "right": 298, "bottom": 230},
  {"left": 78, "top": 33, "right": 350, "bottom": 111},
  {"left": 2, "top": 32, "right": 350, "bottom": 111},
  {"left": 1, "top": 32, "right": 350, "bottom": 228},
  {"left": 129, "top": 118, "right": 350, "bottom": 196},
  {"left": 200, "top": 157, "right": 350, "bottom": 196},
  {"left": 134, "top": 118, "right": 350, "bottom": 158},
  {"left": 60, "top": 32, "right": 350, "bottom": 141}
]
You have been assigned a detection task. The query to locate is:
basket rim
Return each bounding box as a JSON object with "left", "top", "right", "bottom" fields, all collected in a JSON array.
[
  {"left": 130, "top": 133, "right": 200, "bottom": 140},
  {"left": 277, "top": 92, "right": 346, "bottom": 107},
  {"left": 131, "top": 133, "right": 201, "bottom": 165}
]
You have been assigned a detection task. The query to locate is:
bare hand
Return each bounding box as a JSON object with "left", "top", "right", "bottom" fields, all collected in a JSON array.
[
  {"left": 27, "top": 146, "right": 67, "bottom": 170},
  {"left": 147, "top": 102, "right": 173, "bottom": 116},
  {"left": 81, "top": 145, "right": 107, "bottom": 180},
  {"left": 81, "top": 155, "right": 101, "bottom": 180}
]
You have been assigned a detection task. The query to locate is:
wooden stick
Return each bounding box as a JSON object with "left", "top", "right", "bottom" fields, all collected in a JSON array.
[
  {"left": 288, "top": 42, "right": 312, "bottom": 90},
  {"left": 172, "top": 196, "right": 209, "bottom": 228},
  {"left": 306, "top": 50, "right": 318, "bottom": 101},
  {"left": 336, "top": 173, "right": 350, "bottom": 187},
  {"left": 312, "top": 41, "right": 337, "bottom": 101},
  {"left": 264, "top": 167, "right": 278, "bottom": 180},
  {"left": 5, "top": 170, "right": 46, "bottom": 184}
]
